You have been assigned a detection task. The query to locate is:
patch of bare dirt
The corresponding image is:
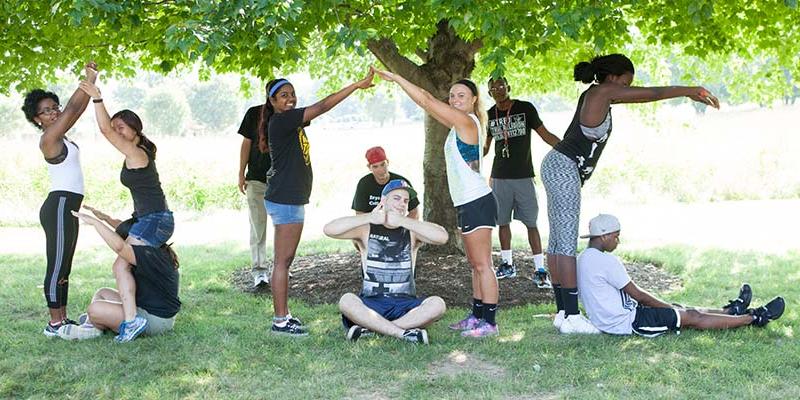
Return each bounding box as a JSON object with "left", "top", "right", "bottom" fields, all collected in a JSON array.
[
  {"left": 426, "top": 350, "right": 507, "bottom": 379},
  {"left": 230, "top": 249, "right": 682, "bottom": 307}
]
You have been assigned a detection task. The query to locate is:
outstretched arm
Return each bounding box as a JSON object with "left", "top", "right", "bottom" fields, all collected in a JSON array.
[
  {"left": 373, "top": 68, "right": 478, "bottom": 143},
  {"left": 622, "top": 281, "right": 673, "bottom": 309},
  {"left": 581, "top": 84, "right": 719, "bottom": 126},
  {"left": 79, "top": 82, "right": 142, "bottom": 160},
  {"left": 385, "top": 212, "right": 448, "bottom": 247},
  {"left": 71, "top": 211, "right": 136, "bottom": 265},
  {"left": 303, "top": 69, "right": 375, "bottom": 123},
  {"left": 323, "top": 213, "right": 376, "bottom": 241},
  {"left": 40, "top": 62, "right": 98, "bottom": 159}
]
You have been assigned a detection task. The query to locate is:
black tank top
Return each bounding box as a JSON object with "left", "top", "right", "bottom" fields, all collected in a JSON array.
[
  {"left": 120, "top": 150, "right": 168, "bottom": 217},
  {"left": 554, "top": 87, "right": 612, "bottom": 184},
  {"left": 361, "top": 224, "right": 415, "bottom": 297}
]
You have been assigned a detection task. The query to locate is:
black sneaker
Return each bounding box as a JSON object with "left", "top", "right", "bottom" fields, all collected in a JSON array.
[
  {"left": 271, "top": 319, "right": 309, "bottom": 337},
  {"left": 346, "top": 325, "right": 370, "bottom": 342},
  {"left": 495, "top": 262, "right": 516, "bottom": 279},
  {"left": 401, "top": 328, "right": 429, "bottom": 344},
  {"left": 287, "top": 316, "right": 304, "bottom": 326},
  {"left": 722, "top": 283, "right": 752, "bottom": 315},
  {"left": 751, "top": 297, "right": 785, "bottom": 327}
]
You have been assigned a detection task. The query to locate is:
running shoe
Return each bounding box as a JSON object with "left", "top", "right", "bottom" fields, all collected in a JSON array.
[
  {"left": 461, "top": 320, "right": 499, "bottom": 338},
  {"left": 722, "top": 283, "right": 752, "bottom": 316},
  {"left": 448, "top": 314, "right": 480, "bottom": 331}
]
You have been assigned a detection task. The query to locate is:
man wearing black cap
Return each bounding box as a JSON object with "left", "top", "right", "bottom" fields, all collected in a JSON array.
[
  {"left": 352, "top": 146, "right": 419, "bottom": 219},
  {"left": 325, "top": 179, "right": 447, "bottom": 344},
  {"left": 573, "top": 213, "right": 785, "bottom": 336}
]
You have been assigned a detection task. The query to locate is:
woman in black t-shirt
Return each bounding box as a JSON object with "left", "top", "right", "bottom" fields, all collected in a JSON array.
[
  {"left": 78, "top": 82, "right": 174, "bottom": 341},
  {"left": 257, "top": 70, "right": 375, "bottom": 336},
  {"left": 541, "top": 53, "right": 720, "bottom": 334}
]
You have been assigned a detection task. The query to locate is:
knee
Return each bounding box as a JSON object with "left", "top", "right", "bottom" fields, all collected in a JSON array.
[
  {"left": 112, "top": 258, "right": 131, "bottom": 275},
  {"left": 681, "top": 309, "right": 703, "bottom": 327},
  {"left": 425, "top": 296, "right": 447, "bottom": 316},
  {"left": 92, "top": 287, "right": 116, "bottom": 301},
  {"left": 338, "top": 293, "right": 359, "bottom": 313},
  {"left": 468, "top": 256, "right": 493, "bottom": 274}
]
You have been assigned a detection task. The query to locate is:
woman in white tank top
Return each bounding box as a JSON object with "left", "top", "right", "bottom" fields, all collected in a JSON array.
[
  {"left": 374, "top": 68, "right": 501, "bottom": 338},
  {"left": 21, "top": 62, "right": 98, "bottom": 336}
]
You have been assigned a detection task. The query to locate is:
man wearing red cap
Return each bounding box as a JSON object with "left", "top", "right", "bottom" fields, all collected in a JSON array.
[{"left": 352, "top": 146, "right": 419, "bottom": 219}]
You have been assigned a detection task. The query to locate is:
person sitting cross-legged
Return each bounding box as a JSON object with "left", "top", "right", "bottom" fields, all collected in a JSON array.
[
  {"left": 573, "top": 213, "right": 785, "bottom": 336},
  {"left": 324, "top": 179, "right": 448, "bottom": 344}
]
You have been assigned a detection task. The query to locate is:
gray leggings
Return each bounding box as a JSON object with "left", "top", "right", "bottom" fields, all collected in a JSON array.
[{"left": 541, "top": 150, "right": 581, "bottom": 256}]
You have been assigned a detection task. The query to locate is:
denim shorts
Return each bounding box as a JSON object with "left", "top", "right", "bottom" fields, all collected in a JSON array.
[
  {"left": 129, "top": 210, "right": 174, "bottom": 247},
  {"left": 265, "top": 200, "right": 305, "bottom": 225}
]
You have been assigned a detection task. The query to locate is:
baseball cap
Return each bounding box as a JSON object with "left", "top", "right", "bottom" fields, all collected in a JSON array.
[
  {"left": 381, "top": 179, "right": 417, "bottom": 200},
  {"left": 580, "top": 214, "right": 620, "bottom": 238},
  {"left": 365, "top": 146, "right": 387, "bottom": 165}
]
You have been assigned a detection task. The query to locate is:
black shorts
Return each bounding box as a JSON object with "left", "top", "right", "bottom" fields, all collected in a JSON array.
[
  {"left": 632, "top": 305, "right": 681, "bottom": 337},
  {"left": 342, "top": 295, "right": 424, "bottom": 329},
  {"left": 456, "top": 192, "right": 497, "bottom": 234}
]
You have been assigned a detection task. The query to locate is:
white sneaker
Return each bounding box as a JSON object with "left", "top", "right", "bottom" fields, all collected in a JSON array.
[
  {"left": 559, "top": 314, "right": 601, "bottom": 334},
  {"left": 553, "top": 310, "right": 565, "bottom": 329},
  {"left": 58, "top": 323, "right": 103, "bottom": 340}
]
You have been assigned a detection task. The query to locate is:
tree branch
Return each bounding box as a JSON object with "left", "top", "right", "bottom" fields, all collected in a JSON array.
[{"left": 367, "top": 38, "right": 434, "bottom": 92}]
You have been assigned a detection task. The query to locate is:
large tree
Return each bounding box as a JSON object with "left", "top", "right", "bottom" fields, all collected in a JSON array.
[{"left": 3, "top": 0, "right": 798, "bottom": 251}]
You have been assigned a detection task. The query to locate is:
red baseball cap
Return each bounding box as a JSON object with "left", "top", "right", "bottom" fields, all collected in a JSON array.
[{"left": 365, "top": 146, "right": 387, "bottom": 165}]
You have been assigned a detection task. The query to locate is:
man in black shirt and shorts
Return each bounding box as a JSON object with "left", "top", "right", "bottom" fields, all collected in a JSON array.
[
  {"left": 325, "top": 179, "right": 447, "bottom": 344},
  {"left": 484, "top": 77, "right": 560, "bottom": 286},
  {"left": 352, "top": 146, "right": 419, "bottom": 219}
]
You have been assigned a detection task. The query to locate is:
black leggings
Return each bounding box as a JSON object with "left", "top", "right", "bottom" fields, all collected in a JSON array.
[{"left": 39, "top": 191, "right": 83, "bottom": 309}]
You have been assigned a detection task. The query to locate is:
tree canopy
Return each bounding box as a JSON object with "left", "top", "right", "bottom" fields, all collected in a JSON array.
[{"left": 4, "top": 0, "right": 798, "bottom": 249}]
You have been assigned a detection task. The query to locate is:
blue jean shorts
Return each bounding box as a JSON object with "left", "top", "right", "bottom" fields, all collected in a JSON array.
[
  {"left": 129, "top": 210, "right": 174, "bottom": 247},
  {"left": 341, "top": 295, "right": 424, "bottom": 329},
  {"left": 265, "top": 200, "right": 305, "bottom": 225}
]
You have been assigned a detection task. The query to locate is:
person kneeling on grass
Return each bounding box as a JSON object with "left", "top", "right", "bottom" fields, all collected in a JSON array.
[
  {"left": 572, "top": 214, "right": 784, "bottom": 336},
  {"left": 58, "top": 208, "right": 180, "bottom": 342},
  {"left": 324, "top": 179, "right": 448, "bottom": 344}
]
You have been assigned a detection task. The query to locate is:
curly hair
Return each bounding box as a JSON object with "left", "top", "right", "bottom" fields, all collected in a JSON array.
[{"left": 22, "top": 89, "right": 60, "bottom": 129}]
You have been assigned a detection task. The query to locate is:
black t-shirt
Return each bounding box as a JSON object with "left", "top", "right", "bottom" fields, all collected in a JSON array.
[
  {"left": 486, "top": 100, "right": 544, "bottom": 179},
  {"left": 351, "top": 172, "right": 420, "bottom": 213},
  {"left": 237, "top": 105, "right": 272, "bottom": 183},
  {"left": 132, "top": 245, "right": 181, "bottom": 318},
  {"left": 120, "top": 150, "right": 168, "bottom": 217},
  {"left": 264, "top": 108, "right": 313, "bottom": 205},
  {"left": 554, "top": 87, "right": 612, "bottom": 184}
]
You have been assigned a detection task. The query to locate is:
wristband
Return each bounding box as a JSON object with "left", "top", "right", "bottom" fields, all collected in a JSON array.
[{"left": 92, "top": 98, "right": 103, "bottom": 103}]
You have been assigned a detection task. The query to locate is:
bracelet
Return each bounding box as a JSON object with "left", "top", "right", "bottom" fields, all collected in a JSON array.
[{"left": 92, "top": 98, "right": 103, "bottom": 103}]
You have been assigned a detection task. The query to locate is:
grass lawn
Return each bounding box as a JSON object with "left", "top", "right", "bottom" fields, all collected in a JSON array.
[{"left": 1, "top": 242, "right": 797, "bottom": 399}]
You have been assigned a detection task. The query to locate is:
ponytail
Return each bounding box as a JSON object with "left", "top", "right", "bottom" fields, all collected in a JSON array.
[
  {"left": 573, "top": 54, "right": 635, "bottom": 84},
  {"left": 162, "top": 242, "right": 179, "bottom": 270},
  {"left": 257, "top": 79, "right": 283, "bottom": 154}
]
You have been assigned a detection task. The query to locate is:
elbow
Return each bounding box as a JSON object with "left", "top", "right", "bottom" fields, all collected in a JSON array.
[{"left": 432, "top": 229, "right": 449, "bottom": 245}]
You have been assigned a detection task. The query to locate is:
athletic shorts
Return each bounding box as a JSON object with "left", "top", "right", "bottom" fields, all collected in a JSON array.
[
  {"left": 137, "top": 306, "right": 176, "bottom": 336},
  {"left": 632, "top": 305, "right": 681, "bottom": 337},
  {"left": 491, "top": 178, "right": 539, "bottom": 227},
  {"left": 341, "top": 295, "right": 424, "bottom": 329},
  {"left": 456, "top": 192, "right": 497, "bottom": 234},
  {"left": 129, "top": 210, "right": 174, "bottom": 247},
  {"left": 265, "top": 200, "right": 305, "bottom": 225}
]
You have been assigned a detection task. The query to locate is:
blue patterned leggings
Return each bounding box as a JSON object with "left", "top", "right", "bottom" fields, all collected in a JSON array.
[{"left": 541, "top": 150, "right": 581, "bottom": 256}]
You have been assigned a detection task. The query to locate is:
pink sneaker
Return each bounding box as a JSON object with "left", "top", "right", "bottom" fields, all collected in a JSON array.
[
  {"left": 449, "top": 314, "right": 480, "bottom": 331},
  {"left": 461, "top": 320, "right": 499, "bottom": 338}
]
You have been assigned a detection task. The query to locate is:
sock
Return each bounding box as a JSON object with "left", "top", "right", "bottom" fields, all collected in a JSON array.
[
  {"left": 472, "top": 298, "right": 484, "bottom": 319},
  {"left": 273, "top": 315, "right": 288, "bottom": 327},
  {"left": 533, "top": 253, "right": 545, "bottom": 270},
  {"left": 563, "top": 287, "right": 579, "bottom": 316},
  {"left": 484, "top": 303, "right": 498, "bottom": 325},
  {"left": 553, "top": 284, "right": 564, "bottom": 311},
  {"left": 500, "top": 250, "right": 512, "bottom": 265}
]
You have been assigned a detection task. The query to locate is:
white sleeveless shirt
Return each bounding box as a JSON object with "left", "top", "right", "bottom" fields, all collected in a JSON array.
[
  {"left": 443, "top": 114, "right": 491, "bottom": 206},
  {"left": 47, "top": 139, "right": 84, "bottom": 194}
]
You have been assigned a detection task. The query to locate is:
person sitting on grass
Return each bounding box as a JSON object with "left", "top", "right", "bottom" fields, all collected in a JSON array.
[
  {"left": 58, "top": 207, "right": 180, "bottom": 342},
  {"left": 324, "top": 179, "right": 448, "bottom": 344},
  {"left": 575, "top": 213, "right": 785, "bottom": 336}
]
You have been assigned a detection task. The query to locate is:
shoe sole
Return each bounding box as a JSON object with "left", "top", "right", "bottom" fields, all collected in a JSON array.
[
  {"left": 346, "top": 325, "right": 362, "bottom": 342},
  {"left": 420, "top": 329, "right": 429, "bottom": 344},
  {"left": 43, "top": 329, "right": 59, "bottom": 338},
  {"left": 271, "top": 330, "right": 309, "bottom": 337},
  {"left": 115, "top": 321, "right": 148, "bottom": 343}
]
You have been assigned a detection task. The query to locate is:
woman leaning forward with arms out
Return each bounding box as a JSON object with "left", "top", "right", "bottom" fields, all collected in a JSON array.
[
  {"left": 542, "top": 54, "right": 719, "bottom": 334},
  {"left": 21, "top": 61, "right": 98, "bottom": 337},
  {"left": 373, "top": 67, "right": 501, "bottom": 338},
  {"left": 77, "top": 81, "right": 175, "bottom": 342},
  {"left": 258, "top": 70, "right": 375, "bottom": 337}
]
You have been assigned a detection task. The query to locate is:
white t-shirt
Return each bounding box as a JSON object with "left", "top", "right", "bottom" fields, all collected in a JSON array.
[{"left": 577, "top": 247, "right": 637, "bottom": 334}]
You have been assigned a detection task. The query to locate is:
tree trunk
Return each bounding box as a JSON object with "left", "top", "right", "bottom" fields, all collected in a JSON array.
[{"left": 368, "top": 20, "right": 482, "bottom": 254}]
